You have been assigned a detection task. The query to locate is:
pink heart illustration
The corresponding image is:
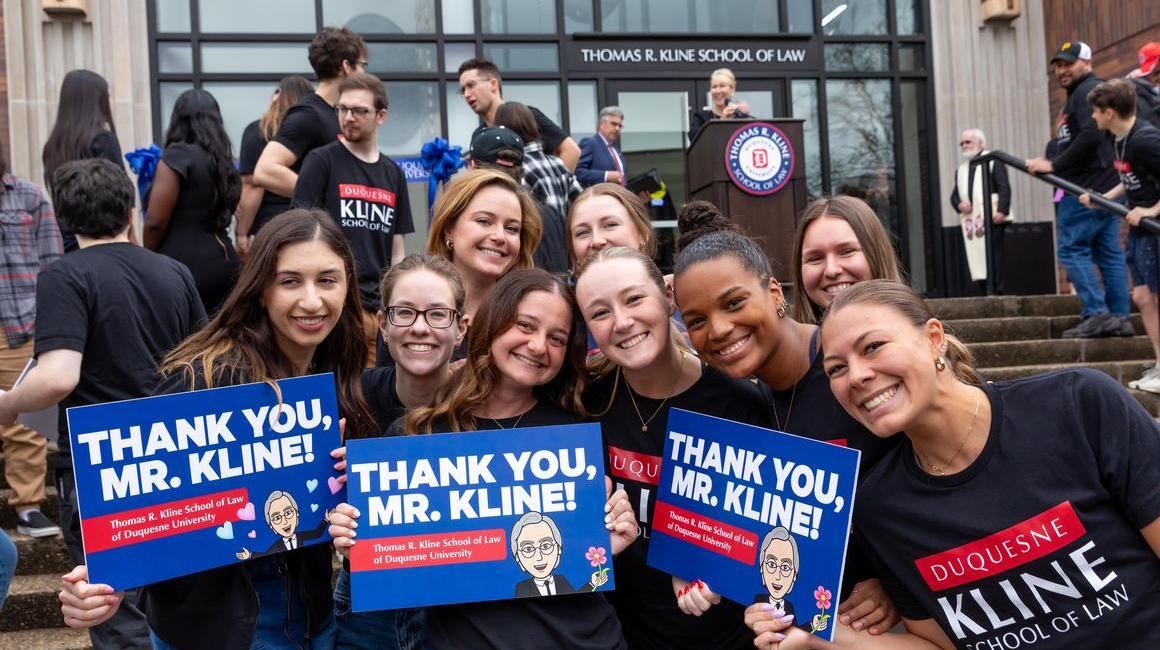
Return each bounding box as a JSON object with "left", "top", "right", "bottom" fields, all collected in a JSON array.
[
  {"left": 236, "top": 503, "right": 256, "bottom": 521},
  {"left": 328, "top": 476, "right": 342, "bottom": 495},
  {"left": 248, "top": 530, "right": 256, "bottom": 538}
]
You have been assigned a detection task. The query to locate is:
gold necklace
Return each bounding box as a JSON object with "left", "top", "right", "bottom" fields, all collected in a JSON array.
[
  {"left": 915, "top": 389, "right": 982, "bottom": 476},
  {"left": 772, "top": 327, "right": 812, "bottom": 432},
  {"left": 624, "top": 351, "right": 687, "bottom": 432},
  {"left": 489, "top": 409, "right": 528, "bottom": 430}
]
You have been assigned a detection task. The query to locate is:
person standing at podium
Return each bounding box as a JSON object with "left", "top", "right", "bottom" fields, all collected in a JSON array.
[{"left": 688, "top": 68, "right": 751, "bottom": 142}]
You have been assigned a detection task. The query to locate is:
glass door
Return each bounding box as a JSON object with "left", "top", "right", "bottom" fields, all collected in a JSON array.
[
  {"left": 693, "top": 78, "right": 788, "bottom": 121},
  {"left": 606, "top": 80, "right": 697, "bottom": 272}
]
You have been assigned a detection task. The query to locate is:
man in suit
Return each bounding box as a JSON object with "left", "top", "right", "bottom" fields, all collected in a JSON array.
[
  {"left": 752, "top": 526, "right": 827, "bottom": 632},
  {"left": 236, "top": 490, "right": 329, "bottom": 559},
  {"left": 576, "top": 107, "right": 629, "bottom": 188},
  {"left": 511, "top": 511, "right": 607, "bottom": 598}
]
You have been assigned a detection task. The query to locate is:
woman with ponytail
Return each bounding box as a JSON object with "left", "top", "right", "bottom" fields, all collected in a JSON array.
[
  {"left": 671, "top": 226, "right": 900, "bottom": 636},
  {"left": 751, "top": 280, "right": 1160, "bottom": 649},
  {"left": 574, "top": 246, "right": 768, "bottom": 649}
]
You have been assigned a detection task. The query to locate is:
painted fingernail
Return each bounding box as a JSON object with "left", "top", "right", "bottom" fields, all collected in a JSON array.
[
  {"left": 853, "top": 622, "right": 863, "bottom": 630},
  {"left": 760, "top": 604, "right": 778, "bottom": 612},
  {"left": 840, "top": 615, "right": 849, "bottom": 624},
  {"left": 779, "top": 614, "right": 795, "bottom": 623},
  {"left": 774, "top": 633, "right": 786, "bottom": 642}
]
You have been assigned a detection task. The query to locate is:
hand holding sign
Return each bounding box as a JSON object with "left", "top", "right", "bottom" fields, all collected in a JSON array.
[
  {"left": 58, "top": 565, "right": 122, "bottom": 630},
  {"left": 604, "top": 477, "right": 639, "bottom": 556}
]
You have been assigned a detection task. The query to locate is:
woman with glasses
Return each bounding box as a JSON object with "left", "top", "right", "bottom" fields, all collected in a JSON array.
[
  {"left": 330, "top": 253, "right": 467, "bottom": 650},
  {"left": 426, "top": 168, "right": 543, "bottom": 359},
  {"left": 58, "top": 208, "right": 376, "bottom": 649},
  {"left": 328, "top": 268, "right": 637, "bottom": 649},
  {"left": 144, "top": 88, "right": 242, "bottom": 315}
]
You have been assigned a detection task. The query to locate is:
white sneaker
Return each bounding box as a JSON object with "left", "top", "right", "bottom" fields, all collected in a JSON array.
[
  {"left": 1129, "top": 365, "right": 1160, "bottom": 390},
  {"left": 1135, "top": 370, "right": 1160, "bottom": 394}
]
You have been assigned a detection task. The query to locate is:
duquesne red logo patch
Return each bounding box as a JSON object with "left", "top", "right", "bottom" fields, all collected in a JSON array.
[
  {"left": 914, "top": 501, "right": 1086, "bottom": 592},
  {"left": 608, "top": 446, "right": 661, "bottom": 485},
  {"left": 338, "top": 184, "right": 396, "bottom": 206},
  {"left": 1114, "top": 160, "right": 1132, "bottom": 173}
]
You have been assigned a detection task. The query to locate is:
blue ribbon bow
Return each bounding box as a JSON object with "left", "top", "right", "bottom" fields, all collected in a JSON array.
[
  {"left": 420, "top": 137, "right": 465, "bottom": 212},
  {"left": 124, "top": 145, "right": 162, "bottom": 215}
]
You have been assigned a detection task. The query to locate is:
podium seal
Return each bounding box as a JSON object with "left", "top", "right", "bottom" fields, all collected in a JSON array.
[{"left": 724, "top": 122, "right": 794, "bottom": 196}]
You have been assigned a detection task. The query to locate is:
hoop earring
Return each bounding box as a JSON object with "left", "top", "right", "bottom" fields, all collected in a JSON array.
[
  {"left": 445, "top": 239, "right": 453, "bottom": 250},
  {"left": 934, "top": 357, "right": 947, "bottom": 372}
]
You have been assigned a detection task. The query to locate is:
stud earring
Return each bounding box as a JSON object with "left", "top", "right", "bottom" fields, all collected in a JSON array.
[{"left": 446, "top": 239, "right": 453, "bottom": 250}]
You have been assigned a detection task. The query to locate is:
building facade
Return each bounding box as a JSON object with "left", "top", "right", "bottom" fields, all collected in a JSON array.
[{"left": 3, "top": 0, "right": 1154, "bottom": 296}]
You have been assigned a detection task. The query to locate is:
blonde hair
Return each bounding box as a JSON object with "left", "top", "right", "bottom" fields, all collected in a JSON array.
[
  {"left": 791, "top": 195, "right": 904, "bottom": 323},
  {"left": 566, "top": 183, "right": 656, "bottom": 269},
  {"left": 824, "top": 280, "right": 981, "bottom": 387},
  {"left": 426, "top": 168, "right": 542, "bottom": 272},
  {"left": 710, "top": 68, "right": 736, "bottom": 87}
]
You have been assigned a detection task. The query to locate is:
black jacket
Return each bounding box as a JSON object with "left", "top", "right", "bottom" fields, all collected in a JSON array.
[
  {"left": 950, "top": 158, "right": 1012, "bottom": 215},
  {"left": 1132, "top": 77, "right": 1160, "bottom": 129},
  {"left": 1050, "top": 73, "right": 1118, "bottom": 192}
]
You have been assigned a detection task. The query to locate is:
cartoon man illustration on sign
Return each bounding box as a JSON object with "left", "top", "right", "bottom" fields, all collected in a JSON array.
[
  {"left": 752, "top": 526, "right": 828, "bottom": 632},
  {"left": 511, "top": 511, "right": 608, "bottom": 598},
  {"left": 236, "top": 490, "right": 330, "bottom": 560}
]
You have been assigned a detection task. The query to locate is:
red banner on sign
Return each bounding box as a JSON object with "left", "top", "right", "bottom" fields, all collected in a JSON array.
[
  {"left": 83, "top": 487, "right": 249, "bottom": 553},
  {"left": 350, "top": 529, "right": 508, "bottom": 572},
  {"left": 654, "top": 500, "right": 758, "bottom": 565}
]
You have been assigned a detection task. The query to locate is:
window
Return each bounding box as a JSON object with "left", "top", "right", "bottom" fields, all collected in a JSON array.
[
  {"left": 322, "top": 0, "right": 437, "bottom": 33},
  {"left": 826, "top": 79, "right": 897, "bottom": 233},
  {"left": 821, "top": 0, "right": 887, "bottom": 36},
  {"left": 198, "top": 0, "right": 315, "bottom": 33}
]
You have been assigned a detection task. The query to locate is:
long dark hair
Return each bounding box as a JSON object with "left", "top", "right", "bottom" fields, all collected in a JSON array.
[
  {"left": 407, "top": 268, "right": 588, "bottom": 434},
  {"left": 42, "top": 70, "right": 116, "bottom": 190},
  {"left": 260, "top": 76, "right": 313, "bottom": 141},
  {"left": 164, "top": 89, "right": 242, "bottom": 228},
  {"left": 162, "top": 209, "right": 376, "bottom": 436}
]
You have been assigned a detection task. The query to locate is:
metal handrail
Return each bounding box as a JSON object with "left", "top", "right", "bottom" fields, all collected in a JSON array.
[{"left": 969, "top": 149, "right": 1160, "bottom": 296}]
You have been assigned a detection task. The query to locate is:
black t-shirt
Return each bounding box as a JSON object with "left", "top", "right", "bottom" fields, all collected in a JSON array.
[
  {"left": 293, "top": 141, "right": 415, "bottom": 310},
  {"left": 529, "top": 106, "right": 567, "bottom": 157},
  {"left": 1052, "top": 74, "right": 1118, "bottom": 192},
  {"left": 1114, "top": 120, "right": 1160, "bottom": 217},
  {"left": 760, "top": 336, "right": 898, "bottom": 475},
  {"left": 34, "top": 243, "right": 206, "bottom": 465},
  {"left": 855, "top": 369, "right": 1160, "bottom": 649},
  {"left": 422, "top": 401, "right": 627, "bottom": 650},
  {"left": 239, "top": 119, "right": 291, "bottom": 233},
  {"left": 584, "top": 365, "right": 769, "bottom": 650},
  {"left": 273, "top": 93, "right": 341, "bottom": 176},
  {"left": 533, "top": 202, "right": 569, "bottom": 275},
  {"left": 361, "top": 366, "right": 404, "bottom": 435}
]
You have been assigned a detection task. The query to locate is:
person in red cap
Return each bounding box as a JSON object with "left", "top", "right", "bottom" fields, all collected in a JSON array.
[{"left": 1128, "top": 42, "right": 1160, "bottom": 129}]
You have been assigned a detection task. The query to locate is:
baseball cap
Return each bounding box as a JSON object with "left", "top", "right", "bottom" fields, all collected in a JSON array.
[
  {"left": 1139, "top": 42, "right": 1160, "bottom": 77},
  {"left": 1051, "top": 41, "right": 1092, "bottom": 64},
  {"left": 468, "top": 126, "right": 524, "bottom": 168}
]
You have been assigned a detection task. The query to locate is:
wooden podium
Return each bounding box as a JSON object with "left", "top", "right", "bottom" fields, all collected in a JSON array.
[{"left": 685, "top": 118, "right": 808, "bottom": 281}]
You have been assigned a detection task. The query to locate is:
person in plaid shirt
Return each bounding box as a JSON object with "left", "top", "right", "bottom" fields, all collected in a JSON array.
[
  {"left": 0, "top": 156, "right": 62, "bottom": 538},
  {"left": 494, "top": 102, "right": 582, "bottom": 217}
]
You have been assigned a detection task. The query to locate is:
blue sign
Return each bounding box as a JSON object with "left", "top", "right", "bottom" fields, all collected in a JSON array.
[
  {"left": 395, "top": 156, "right": 431, "bottom": 184},
  {"left": 725, "top": 122, "right": 795, "bottom": 196},
  {"left": 647, "top": 409, "right": 859, "bottom": 642},
  {"left": 345, "top": 423, "right": 613, "bottom": 611},
  {"left": 66, "top": 373, "right": 344, "bottom": 590}
]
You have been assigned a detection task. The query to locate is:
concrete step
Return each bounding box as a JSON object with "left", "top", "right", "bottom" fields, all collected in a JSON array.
[
  {"left": 8, "top": 529, "right": 72, "bottom": 576},
  {"left": 979, "top": 360, "right": 1154, "bottom": 386},
  {"left": 967, "top": 336, "right": 1154, "bottom": 368},
  {"left": 928, "top": 294, "right": 1083, "bottom": 320},
  {"left": 0, "top": 487, "right": 60, "bottom": 531},
  {"left": 946, "top": 314, "right": 1148, "bottom": 343},
  {"left": 2, "top": 574, "right": 63, "bottom": 632},
  {"left": 0, "top": 628, "right": 92, "bottom": 649}
]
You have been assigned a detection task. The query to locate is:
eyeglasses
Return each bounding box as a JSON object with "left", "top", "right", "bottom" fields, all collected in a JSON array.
[
  {"left": 763, "top": 559, "right": 795, "bottom": 576},
  {"left": 269, "top": 507, "right": 296, "bottom": 525},
  {"left": 336, "top": 105, "right": 375, "bottom": 119},
  {"left": 518, "top": 540, "right": 558, "bottom": 557},
  {"left": 385, "top": 306, "right": 459, "bottom": 329}
]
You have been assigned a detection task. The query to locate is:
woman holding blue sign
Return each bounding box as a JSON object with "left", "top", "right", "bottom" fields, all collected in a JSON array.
[
  {"left": 574, "top": 245, "right": 772, "bottom": 649},
  {"left": 330, "top": 254, "right": 468, "bottom": 650},
  {"left": 329, "top": 268, "right": 638, "bottom": 649},
  {"left": 671, "top": 225, "right": 901, "bottom": 637},
  {"left": 792, "top": 280, "right": 1160, "bottom": 650},
  {"left": 59, "top": 208, "right": 375, "bottom": 650}
]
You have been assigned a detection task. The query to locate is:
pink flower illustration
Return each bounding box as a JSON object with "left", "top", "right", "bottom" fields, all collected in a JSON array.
[
  {"left": 586, "top": 546, "right": 609, "bottom": 579},
  {"left": 813, "top": 586, "right": 832, "bottom": 610}
]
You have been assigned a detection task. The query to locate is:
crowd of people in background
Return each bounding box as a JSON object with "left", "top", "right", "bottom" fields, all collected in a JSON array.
[{"left": 0, "top": 23, "right": 1156, "bottom": 650}]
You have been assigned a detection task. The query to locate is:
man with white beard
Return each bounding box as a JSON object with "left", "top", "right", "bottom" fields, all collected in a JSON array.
[{"left": 950, "top": 128, "right": 1012, "bottom": 293}]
